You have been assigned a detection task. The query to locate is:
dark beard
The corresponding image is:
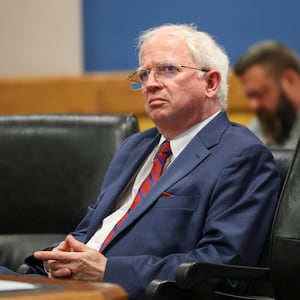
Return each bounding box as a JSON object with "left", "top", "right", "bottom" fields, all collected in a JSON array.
[{"left": 258, "top": 91, "right": 298, "bottom": 147}]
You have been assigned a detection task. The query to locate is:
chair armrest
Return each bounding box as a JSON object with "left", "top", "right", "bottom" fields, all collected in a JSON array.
[
  {"left": 146, "top": 279, "right": 185, "bottom": 300},
  {"left": 176, "top": 262, "right": 271, "bottom": 289},
  {"left": 17, "top": 264, "right": 33, "bottom": 274}
]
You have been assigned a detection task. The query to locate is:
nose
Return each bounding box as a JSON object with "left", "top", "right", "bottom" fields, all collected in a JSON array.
[
  {"left": 143, "top": 70, "right": 162, "bottom": 90},
  {"left": 249, "top": 98, "right": 263, "bottom": 112},
  {"left": 146, "top": 70, "right": 157, "bottom": 83}
]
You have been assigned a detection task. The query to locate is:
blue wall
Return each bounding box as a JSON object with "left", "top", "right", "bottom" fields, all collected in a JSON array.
[{"left": 82, "top": 0, "right": 299, "bottom": 71}]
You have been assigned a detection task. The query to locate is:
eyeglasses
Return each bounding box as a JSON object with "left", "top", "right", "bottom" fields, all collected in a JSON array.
[{"left": 127, "top": 62, "right": 209, "bottom": 90}]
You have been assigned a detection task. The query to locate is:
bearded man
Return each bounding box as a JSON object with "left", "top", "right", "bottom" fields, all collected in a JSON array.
[{"left": 234, "top": 40, "right": 300, "bottom": 148}]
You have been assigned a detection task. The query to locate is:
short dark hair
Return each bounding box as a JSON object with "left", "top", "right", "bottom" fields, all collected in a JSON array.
[{"left": 234, "top": 40, "right": 300, "bottom": 78}]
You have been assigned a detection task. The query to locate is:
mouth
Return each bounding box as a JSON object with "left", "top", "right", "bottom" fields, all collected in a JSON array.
[{"left": 148, "top": 97, "right": 167, "bottom": 107}]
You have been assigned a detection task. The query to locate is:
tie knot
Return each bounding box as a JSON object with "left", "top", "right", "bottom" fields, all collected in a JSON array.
[{"left": 158, "top": 140, "right": 172, "bottom": 157}]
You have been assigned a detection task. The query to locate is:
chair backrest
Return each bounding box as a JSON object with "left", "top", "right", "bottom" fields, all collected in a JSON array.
[
  {"left": 0, "top": 114, "right": 139, "bottom": 270},
  {"left": 271, "top": 148, "right": 295, "bottom": 185},
  {"left": 248, "top": 148, "right": 294, "bottom": 265},
  {"left": 245, "top": 148, "right": 294, "bottom": 297},
  {"left": 256, "top": 148, "right": 295, "bottom": 261},
  {"left": 271, "top": 140, "right": 300, "bottom": 299}
]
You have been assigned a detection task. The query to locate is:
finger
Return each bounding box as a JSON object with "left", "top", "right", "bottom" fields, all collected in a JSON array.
[
  {"left": 52, "top": 237, "right": 74, "bottom": 253},
  {"left": 55, "top": 241, "right": 72, "bottom": 252},
  {"left": 34, "top": 250, "right": 74, "bottom": 261},
  {"left": 65, "top": 235, "right": 90, "bottom": 252},
  {"left": 47, "top": 259, "right": 70, "bottom": 270},
  {"left": 50, "top": 267, "right": 72, "bottom": 279}
]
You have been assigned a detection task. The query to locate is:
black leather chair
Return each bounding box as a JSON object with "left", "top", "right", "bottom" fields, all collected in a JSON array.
[
  {"left": 146, "top": 146, "right": 296, "bottom": 300},
  {"left": 0, "top": 114, "right": 139, "bottom": 271}
]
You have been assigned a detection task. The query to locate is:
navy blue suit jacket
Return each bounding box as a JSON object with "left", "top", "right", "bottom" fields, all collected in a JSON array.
[{"left": 27, "top": 111, "right": 281, "bottom": 300}]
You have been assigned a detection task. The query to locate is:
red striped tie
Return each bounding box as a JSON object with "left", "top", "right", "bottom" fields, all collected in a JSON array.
[{"left": 100, "top": 140, "right": 172, "bottom": 252}]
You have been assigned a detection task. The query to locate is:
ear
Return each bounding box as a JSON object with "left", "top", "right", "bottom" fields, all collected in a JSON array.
[
  {"left": 280, "top": 69, "right": 300, "bottom": 105},
  {"left": 204, "top": 70, "right": 221, "bottom": 98},
  {"left": 280, "top": 69, "right": 297, "bottom": 91}
]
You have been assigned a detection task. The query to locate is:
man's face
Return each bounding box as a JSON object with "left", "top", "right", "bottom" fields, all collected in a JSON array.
[
  {"left": 239, "top": 64, "right": 281, "bottom": 113},
  {"left": 139, "top": 33, "right": 208, "bottom": 134},
  {"left": 239, "top": 64, "right": 297, "bottom": 146}
]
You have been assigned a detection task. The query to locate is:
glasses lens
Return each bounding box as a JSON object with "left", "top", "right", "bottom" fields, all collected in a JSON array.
[
  {"left": 128, "top": 69, "right": 147, "bottom": 90},
  {"left": 157, "top": 63, "right": 179, "bottom": 77},
  {"left": 137, "top": 69, "right": 149, "bottom": 83},
  {"left": 130, "top": 82, "right": 142, "bottom": 90}
]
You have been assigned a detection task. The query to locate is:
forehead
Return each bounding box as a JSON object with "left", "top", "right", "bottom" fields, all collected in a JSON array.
[
  {"left": 140, "top": 33, "right": 193, "bottom": 66},
  {"left": 241, "top": 64, "right": 275, "bottom": 87}
]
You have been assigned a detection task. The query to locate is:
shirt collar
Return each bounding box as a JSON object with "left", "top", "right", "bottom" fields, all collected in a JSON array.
[{"left": 159, "top": 110, "right": 221, "bottom": 159}]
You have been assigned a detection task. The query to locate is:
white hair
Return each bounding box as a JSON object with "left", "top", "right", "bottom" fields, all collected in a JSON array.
[{"left": 137, "top": 23, "right": 229, "bottom": 108}]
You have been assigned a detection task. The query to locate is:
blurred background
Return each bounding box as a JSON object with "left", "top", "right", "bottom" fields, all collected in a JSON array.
[
  {"left": 1, "top": 0, "right": 299, "bottom": 76},
  {"left": 0, "top": 0, "right": 299, "bottom": 129}
]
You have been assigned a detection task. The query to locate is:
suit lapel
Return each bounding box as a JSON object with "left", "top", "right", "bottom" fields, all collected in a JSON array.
[{"left": 85, "top": 134, "right": 160, "bottom": 241}]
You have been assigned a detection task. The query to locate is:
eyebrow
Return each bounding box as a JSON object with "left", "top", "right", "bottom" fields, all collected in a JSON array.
[{"left": 138, "top": 61, "right": 177, "bottom": 70}]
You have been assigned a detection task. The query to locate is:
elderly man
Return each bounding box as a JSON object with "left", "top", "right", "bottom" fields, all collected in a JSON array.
[{"left": 0, "top": 24, "right": 281, "bottom": 300}]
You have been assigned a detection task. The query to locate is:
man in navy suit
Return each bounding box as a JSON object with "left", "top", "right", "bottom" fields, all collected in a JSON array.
[{"left": 1, "top": 24, "right": 281, "bottom": 300}]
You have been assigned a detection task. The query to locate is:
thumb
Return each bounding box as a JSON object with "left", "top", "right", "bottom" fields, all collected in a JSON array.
[
  {"left": 56, "top": 240, "right": 72, "bottom": 252},
  {"left": 65, "top": 235, "right": 89, "bottom": 252}
]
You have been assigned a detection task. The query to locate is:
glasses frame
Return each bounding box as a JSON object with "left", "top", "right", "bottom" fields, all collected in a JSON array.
[{"left": 127, "top": 62, "right": 209, "bottom": 90}]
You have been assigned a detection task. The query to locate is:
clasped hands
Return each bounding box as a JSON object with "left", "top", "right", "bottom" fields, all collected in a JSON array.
[{"left": 34, "top": 234, "right": 107, "bottom": 281}]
